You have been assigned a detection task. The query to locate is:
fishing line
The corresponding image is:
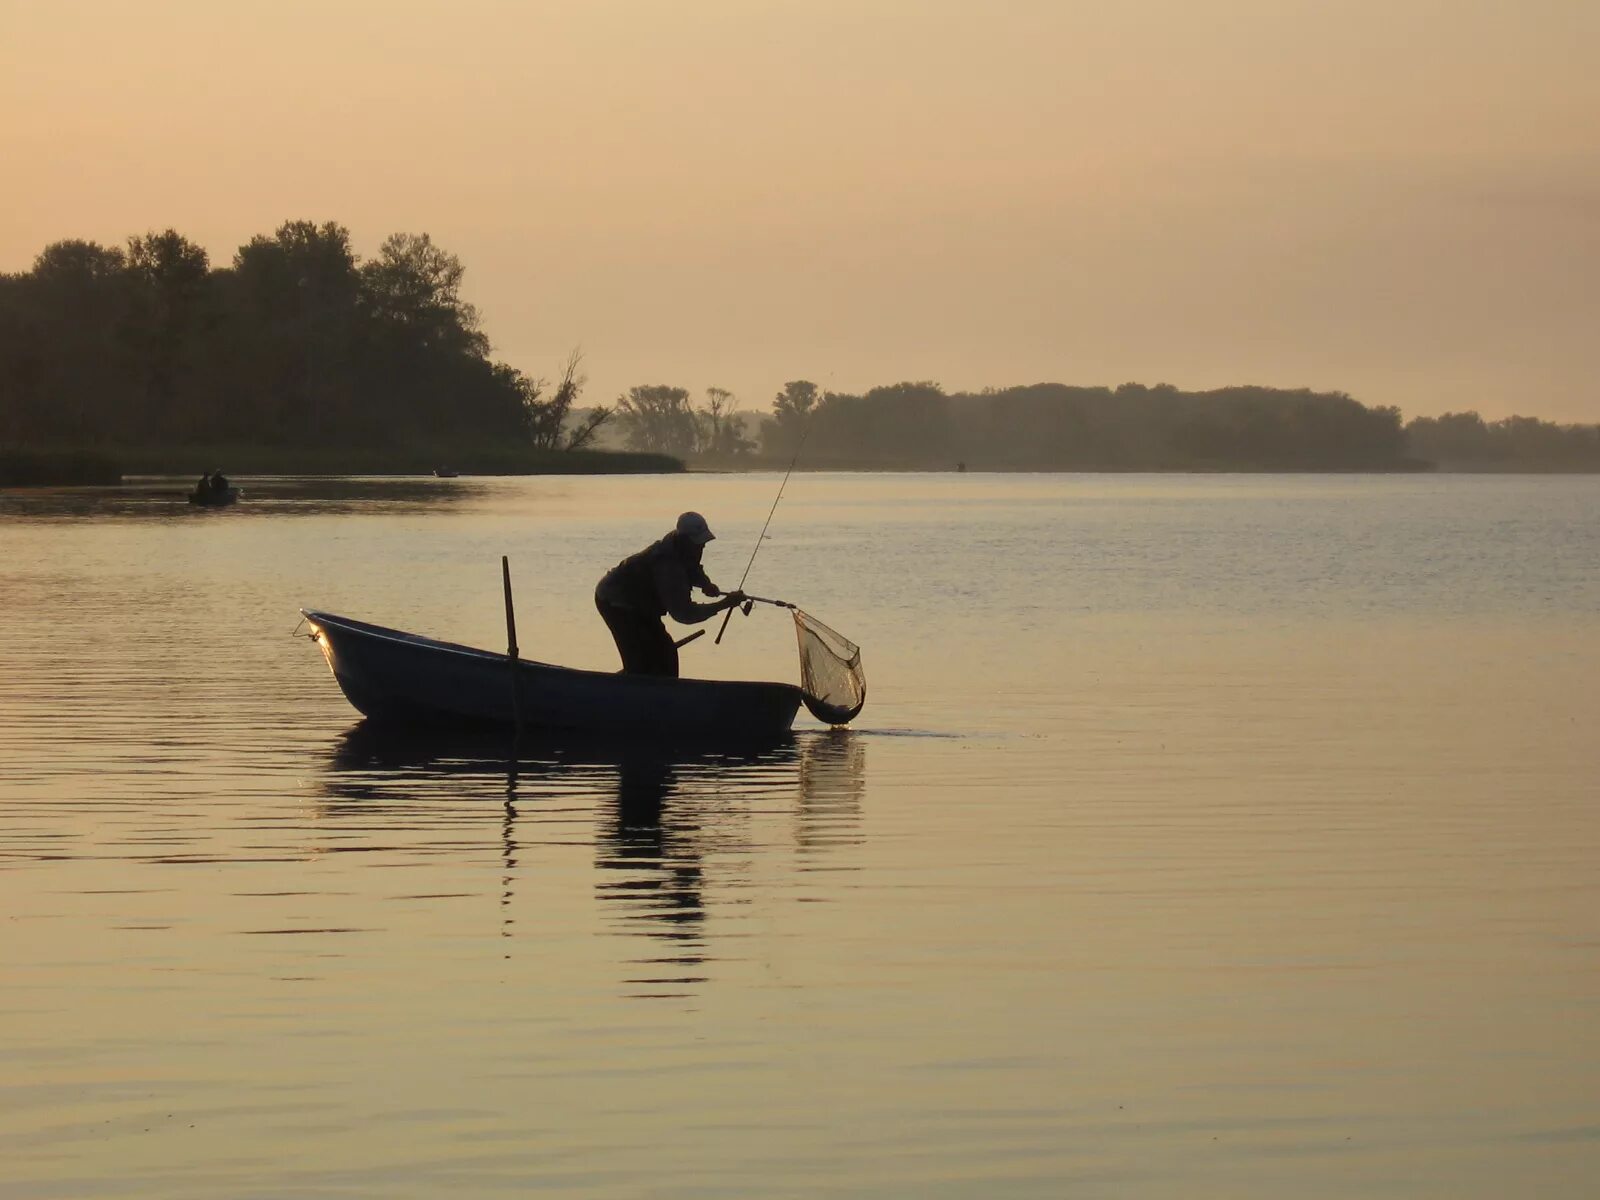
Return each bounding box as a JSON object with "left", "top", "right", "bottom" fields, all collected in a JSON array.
[{"left": 715, "top": 409, "right": 814, "bottom": 646}]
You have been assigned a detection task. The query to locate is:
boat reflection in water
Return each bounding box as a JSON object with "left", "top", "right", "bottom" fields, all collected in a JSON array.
[{"left": 321, "top": 724, "right": 865, "bottom": 999}]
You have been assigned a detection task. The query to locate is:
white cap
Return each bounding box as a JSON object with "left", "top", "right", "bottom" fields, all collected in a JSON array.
[{"left": 675, "top": 511, "right": 715, "bottom": 545}]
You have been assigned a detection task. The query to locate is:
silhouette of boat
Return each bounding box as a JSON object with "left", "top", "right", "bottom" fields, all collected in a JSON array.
[
  {"left": 188, "top": 486, "right": 241, "bottom": 506},
  {"left": 301, "top": 610, "right": 803, "bottom": 740},
  {"left": 433, "top": 468, "right": 459, "bottom": 478}
]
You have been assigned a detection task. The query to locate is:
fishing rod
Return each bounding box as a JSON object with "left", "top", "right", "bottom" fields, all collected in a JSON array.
[{"left": 714, "top": 418, "right": 812, "bottom": 646}]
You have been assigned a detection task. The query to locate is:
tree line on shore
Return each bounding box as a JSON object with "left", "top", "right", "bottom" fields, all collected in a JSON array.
[
  {"left": 4, "top": 224, "right": 1596, "bottom": 475},
  {"left": 756, "top": 381, "right": 1411, "bottom": 469},
  {"left": 1402, "top": 410, "right": 1600, "bottom": 470},
  {"left": 611, "top": 380, "right": 1600, "bottom": 471},
  {"left": 0, "top": 222, "right": 599, "bottom": 461}
]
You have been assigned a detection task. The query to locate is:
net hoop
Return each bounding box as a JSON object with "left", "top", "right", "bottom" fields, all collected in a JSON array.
[{"left": 792, "top": 609, "right": 866, "bottom": 725}]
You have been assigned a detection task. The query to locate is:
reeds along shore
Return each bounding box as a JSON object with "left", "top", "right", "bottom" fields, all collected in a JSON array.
[
  {"left": 0, "top": 445, "right": 684, "bottom": 486},
  {"left": 0, "top": 450, "right": 124, "bottom": 486}
]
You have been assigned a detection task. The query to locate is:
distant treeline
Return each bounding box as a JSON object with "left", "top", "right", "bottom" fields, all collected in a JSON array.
[
  {"left": 605, "top": 380, "right": 1417, "bottom": 470},
  {"left": 719, "top": 381, "right": 1595, "bottom": 471},
  {"left": 605, "top": 379, "right": 1600, "bottom": 471},
  {"left": 1404, "top": 411, "right": 1600, "bottom": 471},
  {"left": 7, "top": 226, "right": 1597, "bottom": 477},
  {"left": 758, "top": 381, "right": 1418, "bottom": 470},
  {"left": 0, "top": 222, "right": 611, "bottom": 468}
]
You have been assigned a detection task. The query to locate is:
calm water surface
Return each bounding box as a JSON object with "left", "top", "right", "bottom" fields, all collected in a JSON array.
[{"left": 2, "top": 472, "right": 1597, "bottom": 1198}]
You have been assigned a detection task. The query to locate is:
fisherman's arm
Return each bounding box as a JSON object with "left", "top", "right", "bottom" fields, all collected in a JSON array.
[
  {"left": 691, "top": 561, "right": 721, "bottom": 596},
  {"left": 656, "top": 560, "right": 740, "bottom": 623}
]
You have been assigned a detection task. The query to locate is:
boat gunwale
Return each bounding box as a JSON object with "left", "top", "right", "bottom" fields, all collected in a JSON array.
[{"left": 300, "top": 608, "right": 801, "bottom": 696}]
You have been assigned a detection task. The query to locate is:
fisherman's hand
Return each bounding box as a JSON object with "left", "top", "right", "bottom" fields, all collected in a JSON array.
[
  {"left": 703, "top": 584, "right": 722, "bottom": 598},
  {"left": 723, "top": 590, "right": 746, "bottom": 609}
]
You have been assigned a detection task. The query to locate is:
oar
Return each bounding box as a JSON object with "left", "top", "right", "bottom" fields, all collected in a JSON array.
[
  {"left": 674, "top": 629, "right": 706, "bottom": 650},
  {"left": 501, "top": 556, "right": 524, "bottom": 740}
]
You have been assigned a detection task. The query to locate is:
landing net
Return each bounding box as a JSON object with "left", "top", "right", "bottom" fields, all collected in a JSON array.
[{"left": 793, "top": 610, "right": 866, "bottom": 725}]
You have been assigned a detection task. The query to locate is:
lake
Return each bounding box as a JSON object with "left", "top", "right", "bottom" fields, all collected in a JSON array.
[{"left": 2, "top": 471, "right": 1597, "bottom": 1198}]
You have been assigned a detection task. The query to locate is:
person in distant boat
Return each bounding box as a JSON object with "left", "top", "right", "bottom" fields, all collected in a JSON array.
[
  {"left": 595, "top": 511, "right": 745, "bottom": 677},
  {"left": 196, "top": 473, "right": 212, "bottom": 497},
  {"left": 210, "top": 469, "right": 229, "bottom": 493}
]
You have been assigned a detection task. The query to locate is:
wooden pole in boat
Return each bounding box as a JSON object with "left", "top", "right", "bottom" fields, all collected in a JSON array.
[{"left": 502, "top": 556, "right": 525, "bottom": 739}]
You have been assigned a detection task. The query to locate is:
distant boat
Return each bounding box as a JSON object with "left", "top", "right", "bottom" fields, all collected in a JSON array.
[
  {"left": 301, "top": 610, "right": 803, "bottom": 741},
  {"left": 188, "top": 485, "right": 241, "bottom": 506},
  {"left": 433, "top": 468, "right": 459, "bottom": 478}
]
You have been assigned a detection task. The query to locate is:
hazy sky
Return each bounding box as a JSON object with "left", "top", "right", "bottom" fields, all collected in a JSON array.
[{"left": 3, "top": 0, "right": 1597, "bottom": 419}]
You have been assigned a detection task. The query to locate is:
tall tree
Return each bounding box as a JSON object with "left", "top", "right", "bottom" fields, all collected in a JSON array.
[
  {"left": 518, "top": 350, "right": 611, "bottom": 449},
  {"left": 359, "top": 232, "right": 485, "bottom": 356},
  {"left": 228, "top": 220, "right": 361, "bottom": 440},
  {"left": 17, "top": 241, "right": 133, "bottom": 442},
  {"left": 761, "top": 379, "right": 820, "bottom": 456},
  {"left": 353, "top": 232, "right": 520, "bottom": 444},
  {"left": 124, "top": 229, "right": 212, "bottom": 438},
  {"left": 697, "top": 386, "right": 753, "bottom": 457},
  {"left": 616, "top": 384, "right": 697, "bottom": 455}
]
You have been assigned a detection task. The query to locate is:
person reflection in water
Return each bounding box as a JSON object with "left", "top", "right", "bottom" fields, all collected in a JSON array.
[{"left": 594, "top": 511, "right": 745, "bottom": 677}]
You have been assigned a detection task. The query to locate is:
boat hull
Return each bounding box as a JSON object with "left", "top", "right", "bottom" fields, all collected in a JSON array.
[
  {"left": 302, "top": 610, "right": 802, "bottom": 741},
  {"left": 189, "top": 487, "right": 240, "bottom": 506}
]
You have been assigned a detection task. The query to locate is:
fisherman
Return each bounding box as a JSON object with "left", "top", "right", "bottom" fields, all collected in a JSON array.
[
  {"left": 210, "top": 469, "right": 229, "bottom": 493},
  {"left": 595, "top": 512, "right": 745, "bottom": 677}
]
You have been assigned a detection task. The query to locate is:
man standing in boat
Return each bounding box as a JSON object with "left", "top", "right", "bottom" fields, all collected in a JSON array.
[{"left": 595, "top": 512, "right": 744, "bottom": 677}]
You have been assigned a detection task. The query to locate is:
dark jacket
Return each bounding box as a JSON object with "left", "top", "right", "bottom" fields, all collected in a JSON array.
[{"left": 596, "top": 532, "right": 722, "bottom": 623}]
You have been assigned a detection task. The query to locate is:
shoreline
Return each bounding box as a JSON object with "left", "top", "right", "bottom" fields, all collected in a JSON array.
[
  {"left": 0, "top": 444, "right": 685, "bottom": 486},
  {"left": 10, "top": 449, "right": 1600, "bottom": 487}
]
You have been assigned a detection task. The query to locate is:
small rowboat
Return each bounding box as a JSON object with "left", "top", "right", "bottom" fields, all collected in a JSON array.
[
  {"left": 302, "top": 610, "right": 803, "bottom": 741},
  {"left": 188, "top": 486, "right": 241, "bottom": 506}
]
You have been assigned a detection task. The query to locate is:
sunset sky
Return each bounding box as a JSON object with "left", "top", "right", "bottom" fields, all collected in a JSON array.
[{"left": 3, "top": 0, "right": 1596, "bottom": 420}]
